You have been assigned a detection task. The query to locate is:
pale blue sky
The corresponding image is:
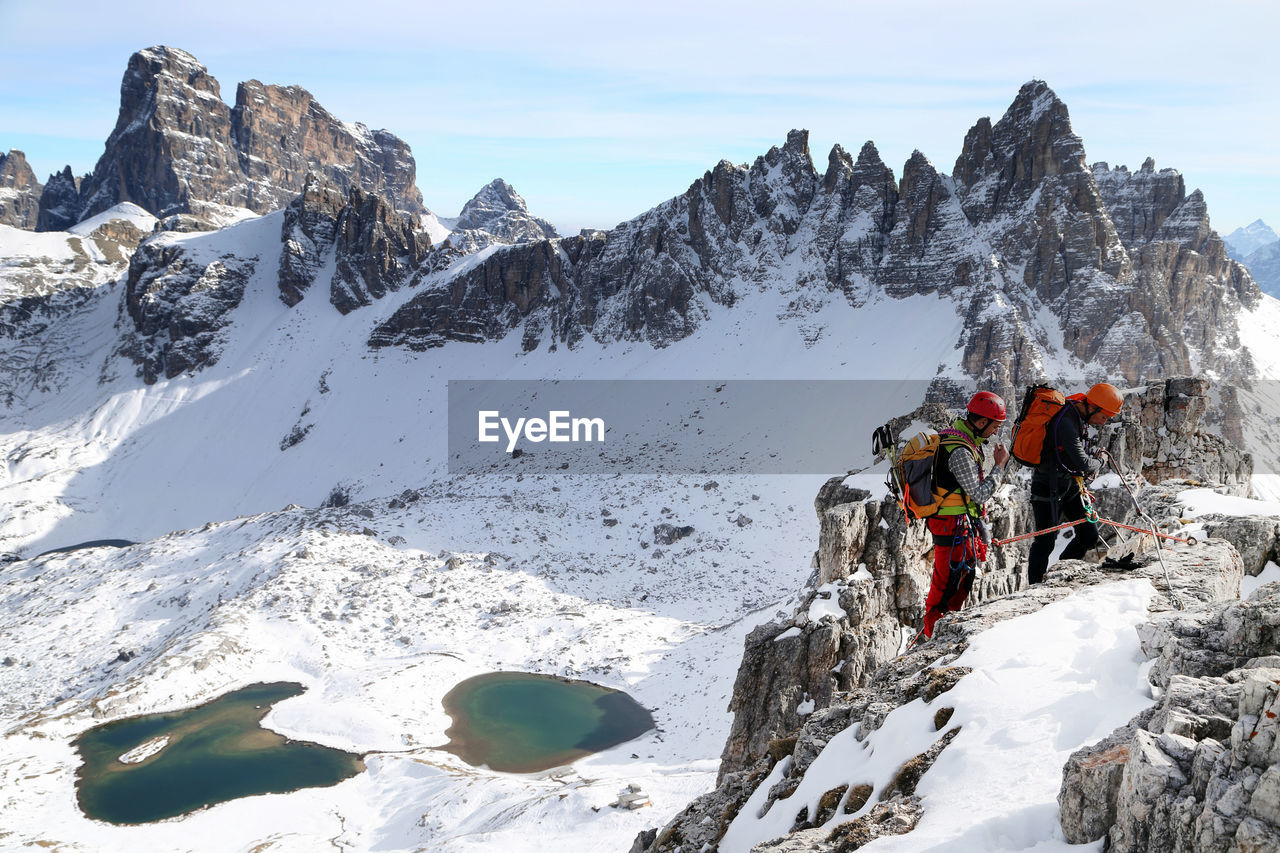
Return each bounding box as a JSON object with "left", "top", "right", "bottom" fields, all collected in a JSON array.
[{"left": 1, "top": 0, "right": 1276, "bottom": 237}]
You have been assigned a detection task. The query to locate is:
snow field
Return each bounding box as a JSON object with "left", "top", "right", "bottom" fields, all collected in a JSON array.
[{"left": 0, "top": 470, "right": 815, "bottom": 851}]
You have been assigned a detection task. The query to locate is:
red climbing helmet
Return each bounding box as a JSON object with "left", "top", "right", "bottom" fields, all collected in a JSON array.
[{"left": 967, "top": 390, "right": 1007, "bottom": 422}]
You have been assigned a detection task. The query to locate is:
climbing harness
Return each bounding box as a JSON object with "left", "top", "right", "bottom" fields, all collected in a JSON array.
[
  {"left": 1076, "top": 476, "right": 1099, "bottom": 522},
  {"left": 990, "top": 452, "right": 1188, "bottom": 610},
  {"left": 907, "top": 515, "right": 983, "bottom": 653}
]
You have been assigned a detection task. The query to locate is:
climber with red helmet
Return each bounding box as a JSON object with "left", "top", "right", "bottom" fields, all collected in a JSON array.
[
  {"left": 920, "top": 390, "right": 1010, "bottom": 638},
  {"left": 1027, "top": 382, "right": 1124, "bottom": 584}
]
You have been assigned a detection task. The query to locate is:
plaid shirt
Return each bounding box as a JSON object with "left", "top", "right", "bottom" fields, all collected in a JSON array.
[{"left": 947, "top": 431, "right": 1006, "bottom": 505}]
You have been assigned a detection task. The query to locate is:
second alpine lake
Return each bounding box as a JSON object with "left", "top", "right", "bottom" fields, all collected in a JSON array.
[{"left": 441, "top": 672, "right": 655, "bottom": 772}]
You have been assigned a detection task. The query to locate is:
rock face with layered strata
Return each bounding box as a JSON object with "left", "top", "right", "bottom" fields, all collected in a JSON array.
[
  {"left": 277, "top": 174, "right": 431, "bottom": 314},
  {"left": 0, "top": 150, "right": 42, "bottom": 229},
  {"left": 69, "top": 47, "right": 424, "bottom": 226}
]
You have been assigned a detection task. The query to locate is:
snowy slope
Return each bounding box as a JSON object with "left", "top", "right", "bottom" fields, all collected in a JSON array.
[
  {"left": 0, "top": 206, "right": 985, "bottom": 851},
  {"left": 720, "top": 580, "right": 1160, "bottom": 853}
]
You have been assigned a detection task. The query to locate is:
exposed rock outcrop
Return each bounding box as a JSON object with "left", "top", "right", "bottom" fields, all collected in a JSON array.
[
  {"left": 1104, "top": 377, "right": 1252, "bottom": 482},
  {"left": 70, "top": 46, "right": 424, "bottom": 227},
  {"left": 717, "top": 376, "right": 1246, "bottom": 783},
  {"left": 117, "top": 236, "right": 256, "bottom": 383},
  {"left": 277, "top": 175, "right": 431, "bottom": 313},
  {"left": 36, "top": 167, "right": 83, "bottom": 232},
  {"left": 0, "top": 150, "right": 42, "bottom": 229},
  {"left": 634, "top": 539, "right": 1244, "bottom": 853},
  {"left": 1059, "top": 585, "right": 1280, "bottom": 851},
  {"left": 1092, "top": 158, "right": 1187, "bottom": 249}
]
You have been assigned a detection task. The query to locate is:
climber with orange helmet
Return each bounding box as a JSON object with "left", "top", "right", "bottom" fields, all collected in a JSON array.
[
  {"left": 920, "top": 390, "right": 1010, "bottom": 638},
  {"left": 1026, "top": 382, "right": 1124, "bottom": 584}
]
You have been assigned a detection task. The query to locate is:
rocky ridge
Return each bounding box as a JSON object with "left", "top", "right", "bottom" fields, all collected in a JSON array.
[
  {"left": 367, "top": 83, "right": 1261, "bottom": 405},
  {"left": 278, "top": 174, "right": 432, "bottom": 314},
  {"left": 7, "top": 78, "right": 1268, "bottom": 417},
  {"left": 633, "top": 544, "right": 1252, "bottom": 853},
  {"left": 632, "top": 376, "right": 1267, "bottom": 853},
  {"left": 45, "top": 46, "right": 425, "bottom": 229},
  {"left": 1059, "top": 584, "right": 1280, "bottom": 851},
  {"left": 719, "top": 377, "right": 1249, "bottom": 781}
]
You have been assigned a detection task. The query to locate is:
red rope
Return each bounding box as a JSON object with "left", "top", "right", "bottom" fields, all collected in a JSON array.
[{"left": 993, "top": 515, "right": 1198, "bottom": 547}]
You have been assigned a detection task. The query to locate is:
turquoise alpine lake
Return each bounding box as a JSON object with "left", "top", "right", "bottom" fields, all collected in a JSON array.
[
  {"left": 441, "top": 671, "right": 655, "bottom": 772},
  {"left": 74, "top": 682, "right": 364, "bottom": 824}
]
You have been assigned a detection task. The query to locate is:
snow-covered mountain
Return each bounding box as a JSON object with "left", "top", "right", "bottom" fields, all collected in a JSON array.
[
  {"left": 1241, "top": 240, "right": 1280, "bottom": 299},
  {"left": 3, "top": 63, "right": 1280, "bottom": 852},
  {"left": 1225, "top": 220, "right": 1280, "bottom": 297},
  {"left": 1225, "top": 219, "right": 1279, "bottom": 260}
]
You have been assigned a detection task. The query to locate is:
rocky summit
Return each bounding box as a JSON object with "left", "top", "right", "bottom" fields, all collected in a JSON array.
[
  {"left": 445, "top": 178, "right": 559, "bottom": 252},
  {"left": 33, "top": 46, "right": 426, "bottom": 229}
]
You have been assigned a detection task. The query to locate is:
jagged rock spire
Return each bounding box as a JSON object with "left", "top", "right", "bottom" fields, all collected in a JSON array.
[{"left": 0, "top": 150, "right": 43, "bottom": 229}]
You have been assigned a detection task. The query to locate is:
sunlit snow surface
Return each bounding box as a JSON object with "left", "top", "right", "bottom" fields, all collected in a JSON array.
[{"left": 721, "top": 581, "right": 1158, "bottom": 853}]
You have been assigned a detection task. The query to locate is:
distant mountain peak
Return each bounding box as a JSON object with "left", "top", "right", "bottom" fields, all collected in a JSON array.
[
  {"left": 451, "top": 179, "right": 557, "bottom": 247},
  {"left": 1225, "top": 219, "right": 1279, "bottom": 261},
  {"left": 457, "top": 179, "right": 529, "bottom": 223}
]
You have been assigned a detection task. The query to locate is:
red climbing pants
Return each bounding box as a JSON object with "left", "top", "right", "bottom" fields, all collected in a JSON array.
[{"left": 922, "top": 515, "right": 988, "bottom": 638}]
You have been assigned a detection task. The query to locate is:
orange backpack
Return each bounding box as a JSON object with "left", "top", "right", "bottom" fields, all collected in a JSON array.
[{"left": 1010, "top": 385, "right": 1066, "bottom": 466}]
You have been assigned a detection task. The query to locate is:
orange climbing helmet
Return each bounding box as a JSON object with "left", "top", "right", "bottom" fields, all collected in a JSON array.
[{"left": 1085, "top": 382, "right": 1123, "bottom": 417}]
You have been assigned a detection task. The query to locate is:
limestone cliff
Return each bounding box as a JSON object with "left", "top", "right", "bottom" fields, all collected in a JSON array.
[
  {"left": 69, "top": 47, "right": 424, "bottom": 226},
  {"left": 0, "top": 150, "right": 42, "bottom": 230}
]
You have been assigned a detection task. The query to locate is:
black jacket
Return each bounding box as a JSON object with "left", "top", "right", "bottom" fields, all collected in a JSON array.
[{"left": 1031, "top": 401, "right": 1100, "bottom": 497}]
